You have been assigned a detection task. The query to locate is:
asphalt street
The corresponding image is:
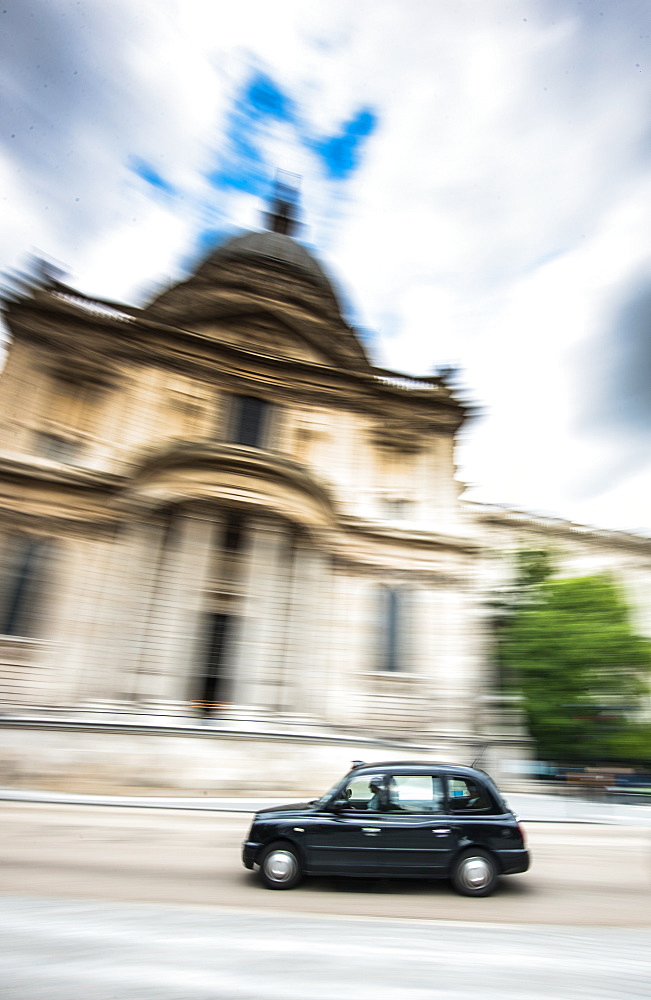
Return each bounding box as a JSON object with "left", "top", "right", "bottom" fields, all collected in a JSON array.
[
  {"left": 1, "top": 797, "right": 650, "bottom": 998},
  {"left": 2, "top": 801, "right": 650, "bottom": 925},
  {"left": 1, "top": 898, "right": 650, "bottom": 1000}
]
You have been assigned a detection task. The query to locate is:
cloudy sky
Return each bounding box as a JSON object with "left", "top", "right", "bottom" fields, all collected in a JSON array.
[{"left": 1, "top": 0, "right": 650, "bottom": 532}]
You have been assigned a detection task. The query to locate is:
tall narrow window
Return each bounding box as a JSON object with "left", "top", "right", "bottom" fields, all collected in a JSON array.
[
  {"left": 378, "top": 585, "right": 402, "bottom": 672},
  {"left": 230, "top": 395, "right": 270, "bottom": 448},
  {"left": 0, "top": 536, "right": 56, "bottom": 637}
]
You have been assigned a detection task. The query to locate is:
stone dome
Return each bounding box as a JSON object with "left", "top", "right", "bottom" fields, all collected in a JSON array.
[
  {"left": 204, "top": 230, "right": 336, "bottom": 297},
  {"left": 144, "top": 228, "right": 347, "bottom": 324},
  {"left": 142, "top": 226, "right": 370, "bottom": 370}
]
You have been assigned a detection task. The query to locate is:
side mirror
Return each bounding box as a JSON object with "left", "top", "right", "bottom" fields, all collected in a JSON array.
[{"left": 329, "top": 796, "right": 347, "bottom": 812}]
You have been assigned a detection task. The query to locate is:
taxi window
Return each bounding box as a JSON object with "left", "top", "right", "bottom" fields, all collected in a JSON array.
[
  {"left": 387, "top": 774, "right": 444, "bottom": 813},
  {"left": 341, "top": 775, "right": 383, "bottom": 811},
  {"left": 447, "top": 777, "right": 493, "bottom": 813}
]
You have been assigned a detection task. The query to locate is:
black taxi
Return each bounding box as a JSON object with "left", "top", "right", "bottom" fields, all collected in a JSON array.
[{"left": 242, "top": 760, "right": 529, "bottom": 897}]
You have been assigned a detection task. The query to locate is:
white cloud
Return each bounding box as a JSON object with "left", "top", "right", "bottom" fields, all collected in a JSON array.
[{"left": 2, "top": 0, "right": 651, "bottom": 530}]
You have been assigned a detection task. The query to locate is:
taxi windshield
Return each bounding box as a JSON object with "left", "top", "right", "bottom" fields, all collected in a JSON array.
[{"left": 314, "top": 779, "right": 345, "bottom": 805}]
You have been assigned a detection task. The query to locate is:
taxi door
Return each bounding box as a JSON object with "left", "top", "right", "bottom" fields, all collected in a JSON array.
[
  {"left": 368, "top": 774, "right": 457, "bottom": 875},
  {"left": 303, "top": 773, "right": 389, "bottom": 875}
]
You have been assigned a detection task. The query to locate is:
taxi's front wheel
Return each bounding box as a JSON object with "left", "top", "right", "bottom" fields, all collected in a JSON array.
[
  {"left": 451, "top": 849, "right": 498, "bottom": 897},
  {"left": 259, "top": 841, "right": 303, "bottom": 890}
]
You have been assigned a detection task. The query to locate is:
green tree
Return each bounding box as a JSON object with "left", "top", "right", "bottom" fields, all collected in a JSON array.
[
  {"left": 501, "top": 570, "right": 651, "bottom": 762},
  {"left": 490, "top": 548, "right": 556, "bottom": 691}
]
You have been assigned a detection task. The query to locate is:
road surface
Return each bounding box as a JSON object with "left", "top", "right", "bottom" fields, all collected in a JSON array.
[
  {"left": 2, "top": 898, "right": 650, "bottom": 1000},
  {"left": 2, "top": 802, "right": 650, "bottom": 999},
  {"left": 1, "top": 801, "right": 650, "bottom": 926}
]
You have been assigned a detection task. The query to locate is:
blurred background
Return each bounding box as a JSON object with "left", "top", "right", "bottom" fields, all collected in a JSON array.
[
  {"left": 0, "top": 0, "right": 650, "bottom": 796},
  {"left": 1, "top": 6, "right": 651, "bottom": 998}
]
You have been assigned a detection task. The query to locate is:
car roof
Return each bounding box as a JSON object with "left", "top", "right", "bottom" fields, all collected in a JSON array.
[{"left": 347, "top": 760, "right": 491, "bottom": 779}]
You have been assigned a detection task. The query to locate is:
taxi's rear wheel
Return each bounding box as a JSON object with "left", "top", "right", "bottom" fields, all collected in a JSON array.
[
  {"left": 259, "top": 841, "right": 302, "bottom": 890},
  {"left": 451, "top": 849, "right": 498, "bottom": 897}
]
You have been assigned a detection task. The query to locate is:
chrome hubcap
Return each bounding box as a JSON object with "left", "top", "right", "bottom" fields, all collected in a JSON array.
[
  {"left": 265, "top": 850, "right": 298, "bottom": 883},
  {"left": 458, "top": 856, "right": 492, "bottom": 890}
]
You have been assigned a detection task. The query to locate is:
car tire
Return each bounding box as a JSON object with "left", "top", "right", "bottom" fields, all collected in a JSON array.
[
  {"left": 259, "top": 841, "right": 303, "bottom": 890},
  {"left": 451, "top": 849, "right": 498, "bottom": 897}
]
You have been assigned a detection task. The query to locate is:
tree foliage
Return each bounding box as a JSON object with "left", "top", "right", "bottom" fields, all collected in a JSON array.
[{"left": 499, "top": 560, "right": 651, "bottom": 763}]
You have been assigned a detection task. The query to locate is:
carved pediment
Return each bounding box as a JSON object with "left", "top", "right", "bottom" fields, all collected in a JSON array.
[{"left": 196, "top": 313, "right": 331, "bottom": 365}]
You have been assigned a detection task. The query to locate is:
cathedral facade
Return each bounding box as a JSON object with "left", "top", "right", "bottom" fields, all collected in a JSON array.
[
  {"left": 0, "top": 214, "right": 485, "bottom": 740},
  {"left": 1, "top": 207, "right": 650, "bottom": 789}
]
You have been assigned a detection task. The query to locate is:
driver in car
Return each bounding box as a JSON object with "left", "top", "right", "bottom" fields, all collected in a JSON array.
[
  {"left": 367, "top": 776, "right": 403, "bottom": 811},
  {"left": 367, "top": 776, "right": 386, "bottom": 811}
]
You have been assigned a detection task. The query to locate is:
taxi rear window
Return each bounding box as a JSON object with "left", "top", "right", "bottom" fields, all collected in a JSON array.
[{"left": 446, "top": 776, "right": 494, "bottom": 813}]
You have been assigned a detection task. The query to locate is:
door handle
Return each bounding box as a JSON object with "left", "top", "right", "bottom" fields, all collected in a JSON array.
[
  {"left": 432, "top": 828, "right": 451, "bottom": 836},
  {"left": 362, "top": 827, "right": 381, "bottom": 835}
]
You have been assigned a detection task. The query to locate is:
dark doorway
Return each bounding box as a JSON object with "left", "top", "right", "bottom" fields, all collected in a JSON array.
[
  {"left": 0, "top": 535, "right": 57, "bottom": 637},
  {"left": 197, "top": 612, "right": 232, "bottom": 714}
]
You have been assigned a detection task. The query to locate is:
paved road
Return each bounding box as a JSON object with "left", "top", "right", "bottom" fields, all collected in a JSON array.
[
  {"left": 2, "top": 802, "right": 650, "bottom": 998},
  {"left": 1, "top": 898, "right": 650, "bottom": 1000},
  {"left": 2, "top": 801, "right": 650, "bottom": 926}
]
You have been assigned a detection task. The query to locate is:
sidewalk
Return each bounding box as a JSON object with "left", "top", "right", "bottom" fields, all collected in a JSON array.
[{"left": 2, "top": 786, "right": 651, "bottom": 826}]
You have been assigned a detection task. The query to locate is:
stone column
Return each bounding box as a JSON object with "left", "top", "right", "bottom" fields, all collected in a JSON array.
[
  {"left": 56, "top": 520, "right": 169, "bottom": 708},
  {"left": 137, "top": 510, "right": 222, "bottom": 709},
  {"left": 74, "top": 531, "right": 135, "bottom": 705},
  {"left": 104, "top": 518, "right": 168, "bottom": 704},
  {"left": 280, "top": 540, "right": 332, "bottom": 719},
  {"left": 229, "top": 517, "right": 292, "bottom": 713},
  {"left": 321, "top": 568, "right": 368, "bottom": 727},
  {"left": 44, "top": 533, "right": 116, "bottom": 707}
]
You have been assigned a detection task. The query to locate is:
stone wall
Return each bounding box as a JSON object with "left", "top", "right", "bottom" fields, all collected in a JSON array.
[{"left": 0, "top": 718, "right": 527, "bottom": 795}]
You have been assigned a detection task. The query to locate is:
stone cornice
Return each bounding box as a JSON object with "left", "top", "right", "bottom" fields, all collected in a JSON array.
[
  {"left": 0, "top": 458, "right": 124, "bottom": 536},
  {"left": 4, "top": 289, "right": 468, "bottom": 429},
  {"left": 128, "top": 320, "right": 465, "bottom": 424},
  {"left": 0, "top": 507, "right": 119, "bottom": 538},
  {"left": 0, "top": 455, "right": 123, "bottom": 492},
  {"left": 339, "top": 515, "right": 483, "bottom": 555},
  {"left": 0, "top": 447, "right": 480, "bottom": 547},
  {"left": 464, "top": 501, "right": 651, "bottom": 553},
  {"left": 0, "top": 446, "right": 480, "bottom": 567}
]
